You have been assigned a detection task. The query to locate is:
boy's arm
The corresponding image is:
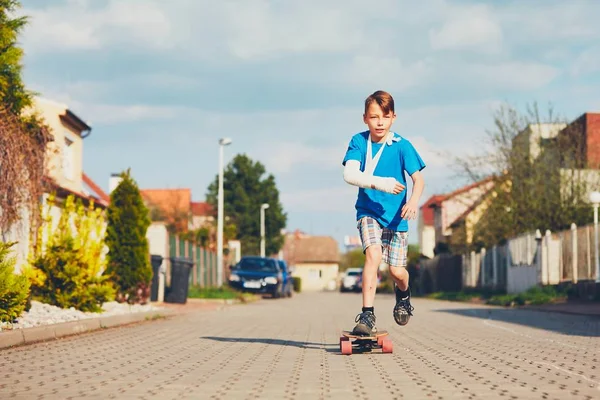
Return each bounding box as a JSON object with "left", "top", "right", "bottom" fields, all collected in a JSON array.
[
  {"left": 401, "top": 171, "right": 425, "bottom": 220},
  {"left": 343, "top": 160, "right": 405, "bottom": 194}
]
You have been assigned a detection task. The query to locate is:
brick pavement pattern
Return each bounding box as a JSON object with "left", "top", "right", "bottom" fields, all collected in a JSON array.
[{"left": 1, "top": 292, "right": 600, "bottom": 399}]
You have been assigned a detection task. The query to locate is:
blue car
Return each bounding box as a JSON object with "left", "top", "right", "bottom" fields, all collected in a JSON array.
[
  {"left": 277, "top": 260, "right": 293, "bottom": 297},
  {"left": 228, "top": 256, "right": 284, "bottom": 298}
]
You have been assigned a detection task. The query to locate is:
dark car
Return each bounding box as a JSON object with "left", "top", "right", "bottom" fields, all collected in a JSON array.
[
  {"left": 277, "top": 260, "right": 293, "bottom": 297},
  {"left": 228, "top": 256, "right": 284, "bottom": 297}
]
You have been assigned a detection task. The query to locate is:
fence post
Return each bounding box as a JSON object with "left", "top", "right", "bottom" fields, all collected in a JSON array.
[
  {"left": 480, "top": 248, "right": 486, "bottom": 288},
  {"left": 588, "top": 225, "right": 593, "bottom": 280},
  {"left": 492, "top": 245, "right": 498, "bottom": 289},
  {"left": 571, "top": 223, "right": 578, "bottom": 283},
  {"left": 470, "top": 251, "right": 476, "bottom": 287},
  {"left": 544, "top": 230, "right": 552, "bottom": 285}
]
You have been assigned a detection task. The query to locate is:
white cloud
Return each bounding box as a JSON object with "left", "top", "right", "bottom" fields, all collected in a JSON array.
[
  {"left": 281, "top": 186, "right": 357, "bottom": 213},
  {"left": 223, "top": 1, "right": 366, "bottom": 59},
  {"left": 429, "top": 4, "right": 503, "bottom": 53},
  {"left": 467, "top": 62, "right": 559, "bottom": 90},
  {"left": 21, "top": 0, "right": 172, "bottom": 52},
  {"left": 257, "top": 142, "right": 345, "bottom": 174},
  {"left": 570, "top": 46, "right": 600, "bottom": 77},
  {"left": 335, "top": 56, "right": 433, "bottom": 93}
]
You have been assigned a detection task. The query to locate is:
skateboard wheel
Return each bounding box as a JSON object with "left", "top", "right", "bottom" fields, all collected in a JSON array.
[
  {"left": 377, "top": 337, "right": 384, "bottom": 347},
  {"left": 382, "top": 339, "right": 393, "bottom": 353},
  {"left": 341, "top": 340, "right": 352, "bottom": 355}
]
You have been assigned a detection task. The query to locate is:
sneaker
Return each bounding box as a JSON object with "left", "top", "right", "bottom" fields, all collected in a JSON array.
[
  {"left": 352, "top": 311, "right": 377, "bottom": 336},
  {"left": 393, "top": 286, "right": 414, "bottom": 326}
]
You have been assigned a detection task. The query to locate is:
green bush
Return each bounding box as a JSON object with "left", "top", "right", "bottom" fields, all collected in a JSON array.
[
  {"left": 0, "top": 242, "right": 30, "bottom": 323},
  {"left": 31, "top": 239, "right": 115, "bottom": 312},
  {"left": 28, "top": 195, "right": 115, "bottom": 312},
  {"left": 104, "top": 170, "right": 152, "bottom": 304},
  {"left": 292, "top": 276, "right": 302, "bottom": 293}
]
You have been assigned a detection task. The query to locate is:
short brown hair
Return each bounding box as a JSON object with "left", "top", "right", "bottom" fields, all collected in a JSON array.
[{"left": 364, "top": 90, "right": 395, "bottom": 115}]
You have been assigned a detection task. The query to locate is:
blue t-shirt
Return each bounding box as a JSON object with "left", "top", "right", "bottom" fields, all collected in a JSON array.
[{"left": 342, "top": 131, "right": 426, "bottom": 231}]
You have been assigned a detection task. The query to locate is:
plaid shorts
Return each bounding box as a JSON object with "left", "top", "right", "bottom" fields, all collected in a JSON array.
[{"left": 357, "top": 216, "right": 409, "bottom": 267}]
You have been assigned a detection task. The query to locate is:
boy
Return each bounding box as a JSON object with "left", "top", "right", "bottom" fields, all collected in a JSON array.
[{"left": 342, "top": 90, "right": 425, "bottom": 336}]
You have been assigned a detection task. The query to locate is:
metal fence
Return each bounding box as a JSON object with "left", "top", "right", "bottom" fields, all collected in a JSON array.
[
  {"left": 167, "top": 234, "right": 219, "bottom": 288},
  {"left": 421, "top": 223, "right": 599, "bottom": 294}
]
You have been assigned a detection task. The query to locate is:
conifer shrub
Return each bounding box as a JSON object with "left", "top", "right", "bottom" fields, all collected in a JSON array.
[{"left": 104, "top": 170, "right": 152, "bottom": 304}]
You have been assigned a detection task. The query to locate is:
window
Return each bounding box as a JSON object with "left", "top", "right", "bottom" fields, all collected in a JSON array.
[{"left": 63, "top": 137, "right": 74, "bottom": 181}]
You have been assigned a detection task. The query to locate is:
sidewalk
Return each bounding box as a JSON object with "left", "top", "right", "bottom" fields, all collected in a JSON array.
[{"left": 0, "top": 298, "right": 251, "bottom": 350}]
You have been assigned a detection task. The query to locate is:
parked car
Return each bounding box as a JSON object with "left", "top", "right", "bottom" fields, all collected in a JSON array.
[
  {"left": 340, "top": 268, "right": 363, "bottom": 292},
  {"left": 356, "top": 271, "right": 382, "bottom": 292},
  {"left": 277, "top": 260, "right": 293, "bottom": 297},
  {"left": 228, "top": 256, "right": 284, "bottom": 297}
]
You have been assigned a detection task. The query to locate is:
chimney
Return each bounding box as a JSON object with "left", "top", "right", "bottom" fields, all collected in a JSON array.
[{"left": 109, "top": 173, "right": 123, "bottom": 194}]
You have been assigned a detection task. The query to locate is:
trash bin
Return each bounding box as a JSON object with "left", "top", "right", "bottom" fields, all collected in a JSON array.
[
  {"left": 150, "top": 255, "right": 163, "bottom": 302},
  {"left": 165, "top": 257, "right": 193, "bottom": 304}
]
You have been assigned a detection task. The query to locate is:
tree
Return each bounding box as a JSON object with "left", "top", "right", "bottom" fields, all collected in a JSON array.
[
  {"left": 452, "top": 102, "right": 595, "bottom": 249},
  {"left": 104, "top": 170, "right": 152, "bottom": 304},
  {"left": 206, "top": 154, "right": 287, "bottom": 256},
  {"left": 0, "top": 0, "right": 52, "bottom": 238},
  {"left": 339, "top": 248, "right": 366, "bottom": 272}
]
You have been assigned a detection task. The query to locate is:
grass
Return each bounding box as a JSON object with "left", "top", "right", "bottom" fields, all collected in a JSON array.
[
  {"left": 487, "top": 286, "right": 568, "bottom": 307},
  {"left": 187, "top": 285, "right": 259, "bottom": 302},
  {"left": 426, "top": 285, "right": 568, "bottom": 307}
]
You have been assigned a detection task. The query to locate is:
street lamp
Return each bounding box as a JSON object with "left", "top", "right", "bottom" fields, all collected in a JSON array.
[
  {"left": 590, "top": 191, "right": 600, "bottom": 283},
  {"left": 217, "top": 137, "right": 232, "bottom": 287},
  {"left": 260, "top": 203, "right": 269, "bottom": 257}
]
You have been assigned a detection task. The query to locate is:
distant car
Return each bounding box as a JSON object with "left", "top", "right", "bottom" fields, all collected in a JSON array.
[
  {"left": 277, "top": 260, "right": 293, "bottom": 297},
  {"left": 356, "top": 272, "right": 382, "bottom": 292},
  {"left": 340, "top": 268, "right": 363, "bottom": 292},
  {"left": 228, "top": 256, "right": 284, "bottom": 298}
]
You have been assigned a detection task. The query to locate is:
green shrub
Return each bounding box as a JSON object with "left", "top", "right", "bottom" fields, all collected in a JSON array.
[
  {"left": 0, "top": 242, "right": 30, "bottom": 323},
  {"left": 292, "top": 276, "right": 302, "bottom": 293},
  {"left": 104, "top": 170, "right": 152, "bottom": 304},
  {"left": 28, "top": 194, "right": 115, "bottom": 312}
]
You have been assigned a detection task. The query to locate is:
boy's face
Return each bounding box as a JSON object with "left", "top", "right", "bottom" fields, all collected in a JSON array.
[{"left": 363, "top": 103, "right": 396, "bottom": 142}]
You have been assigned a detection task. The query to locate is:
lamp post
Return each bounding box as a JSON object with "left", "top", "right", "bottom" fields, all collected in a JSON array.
[
  {"left": 217, "top": 137, "right": 232, "bottom": 286},
  {"left": 590, "top": 191, "right": 600, "bottom": 283},
  {"left": 260, "top": 203, "right": 269, "bottom": 258}
]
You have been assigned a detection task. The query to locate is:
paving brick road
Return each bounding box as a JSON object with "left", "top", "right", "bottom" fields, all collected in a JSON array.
[{"left": 2, "top": 291, "right": 600, "bottom": 399}]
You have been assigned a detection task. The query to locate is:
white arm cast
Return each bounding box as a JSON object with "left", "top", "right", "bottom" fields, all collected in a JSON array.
[{"left": 343, "top": 160, "right": 397, "bottom": 193}]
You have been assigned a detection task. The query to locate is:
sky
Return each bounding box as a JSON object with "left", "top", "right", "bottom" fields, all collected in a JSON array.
[{"left": 17, "top": 0, "right": 600, "bottom": 250}]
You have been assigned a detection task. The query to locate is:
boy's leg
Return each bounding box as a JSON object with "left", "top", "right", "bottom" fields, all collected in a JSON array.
[
  {"left": 384, "top": 230, "right": 414, "bottom": 326},
  {"left": 352, "top": 217, "right": 383, "bottom": 336}
]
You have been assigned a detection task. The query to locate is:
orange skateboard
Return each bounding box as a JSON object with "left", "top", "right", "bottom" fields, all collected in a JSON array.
[{"left": 339, "top": 330, "right": 393, "bottom": 355}]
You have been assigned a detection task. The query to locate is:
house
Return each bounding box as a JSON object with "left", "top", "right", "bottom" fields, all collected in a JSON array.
[
  {"left": 418, "top": 195, "right": 444, "bottom": 258},
  {"left": 282, "top": 231, "right": 340, "bottom": 291},
  {"left": 139, "top": 188, "right": 192, "bottom": 232},
  {"left": 2, "top": 97, "right": 108, "bottom": 272},
  {"left": 512, "top": 117, "right": 600, "bottom": 203},
  {"left": 426, "top": 177, "right": 495, "bottom": 252},
  {"left": 191, "top": 201, "right": 214, "bottom": 230}
]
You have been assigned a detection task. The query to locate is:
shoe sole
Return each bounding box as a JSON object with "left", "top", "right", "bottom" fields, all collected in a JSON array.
[{"left": 393, "top": 305, "right": 410, "bottom": 326}]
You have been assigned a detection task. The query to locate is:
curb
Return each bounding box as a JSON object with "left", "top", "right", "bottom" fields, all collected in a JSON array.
[{"left": 0, "top": 309, "right": 175, "bottom": 350}]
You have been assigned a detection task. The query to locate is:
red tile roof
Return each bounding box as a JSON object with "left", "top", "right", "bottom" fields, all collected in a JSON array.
[
  {"left": 441, "top": 176, "right": 495, "bottom": 201},
  {"left": 140, "top": 188, "right": 191, "bottom": 214},
  {"left": 420, "top": 195, "right": 444, "bottom": 226},
  {"left": 191, "top": 201, "right": 213, "bottom": 216},
  {"left": 82, "top": 173, "right": 110, "bottom": 204}
]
